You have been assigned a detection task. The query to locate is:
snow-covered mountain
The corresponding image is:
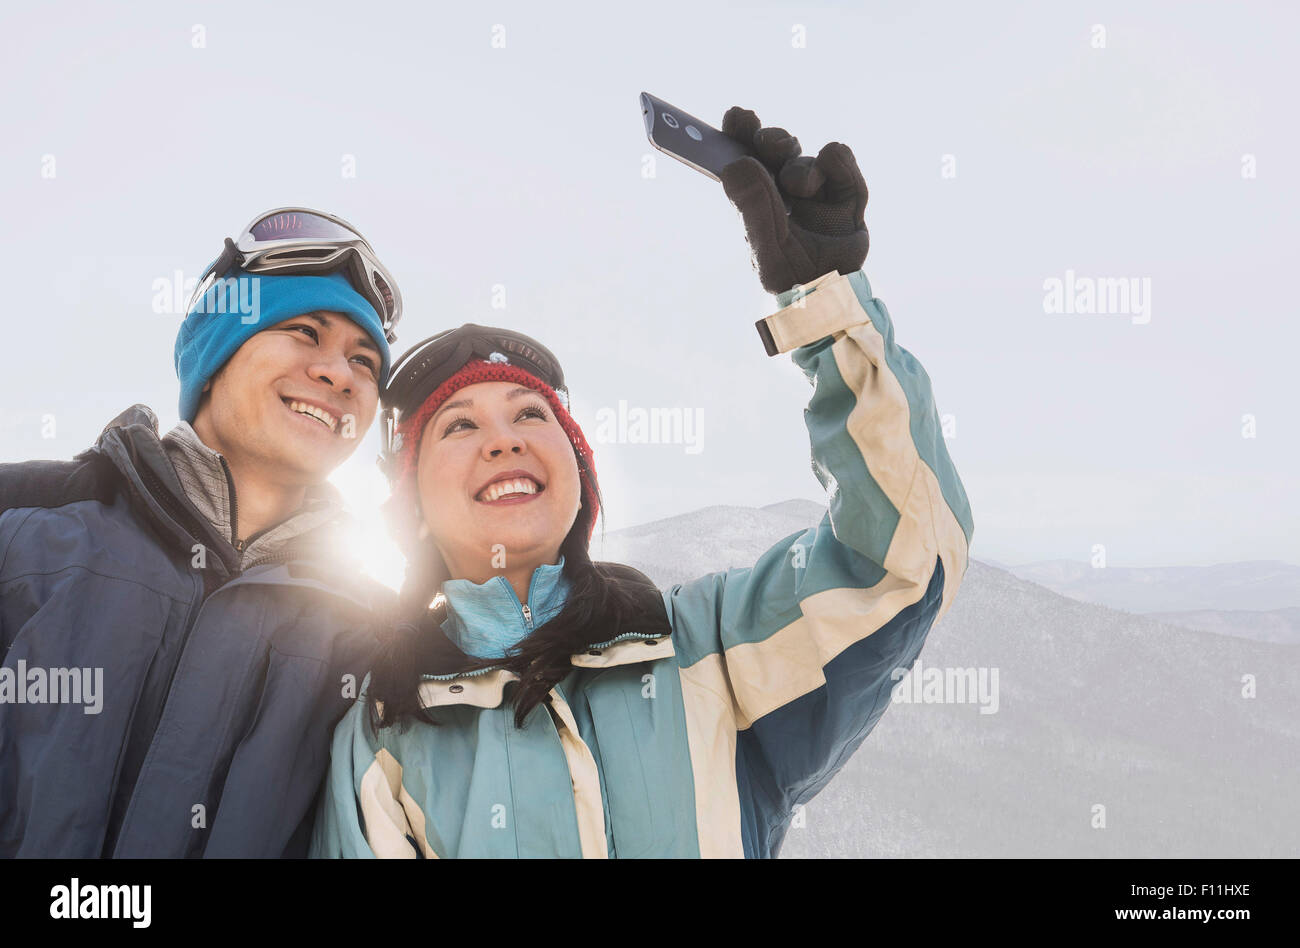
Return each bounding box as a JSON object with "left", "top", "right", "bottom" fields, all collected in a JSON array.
[
  {"left": 1146, "top": 606, "right": 1300, "bottom": 645},
  {"left": 1003, "top": 559, "right": 1300, "bottom": 644},
  {"left": 594, "top": 501, "right": 1300, "bottom": 857},
  {"left": 591, "top": 498, "right": 826, "bottom": 587},
  {"left": 1005, "top": 559, "right": 1300, "bottom": 614}
]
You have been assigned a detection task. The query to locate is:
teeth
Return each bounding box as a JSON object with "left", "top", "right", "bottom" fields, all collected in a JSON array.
[
  {"left": 287, "top": 400, "right": 337, "bottom": 432},
  {"left": 478, "top": 477, "right": 540, "bottom": 502}
]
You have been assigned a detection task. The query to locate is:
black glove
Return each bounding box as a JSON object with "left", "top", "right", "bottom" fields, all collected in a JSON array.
[{"left": 719, "top": 107, "right": 869, "bottom": 295}]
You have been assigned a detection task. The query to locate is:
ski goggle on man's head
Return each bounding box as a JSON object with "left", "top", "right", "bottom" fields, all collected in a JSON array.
[{"left": 185, "top": 207, "right": 403, "bottom": 342}]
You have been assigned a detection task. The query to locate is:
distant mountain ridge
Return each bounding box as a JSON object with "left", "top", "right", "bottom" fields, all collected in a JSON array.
[
  {"left": 1004, "top": 558, "right": 1300, "bottom": 644},
  {"left": 593, "top": 499, "right": 1300, "bottom": 857},
  {"left": 1005, "top": 558, "right": 1300, "bottom": 612},
  {"left": 1147, "top": 605, "right": 1300, "bottom": 645}
]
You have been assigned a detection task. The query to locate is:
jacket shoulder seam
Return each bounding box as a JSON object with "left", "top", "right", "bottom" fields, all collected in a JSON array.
[
  {"left": 0, "top": 561, "right": 190, "bottom": 604},
  {"left": 0, "top": 505, "right": 42, "bottom": 576}
]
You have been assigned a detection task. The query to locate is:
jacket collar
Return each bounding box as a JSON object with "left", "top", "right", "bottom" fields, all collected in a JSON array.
[
  {"left": 417, "top": 635, "right": 676, "bottom": 710},
  {"left": 159, "top": 419, "right": 343, "bottom": 567},
  {"left": 90, "top": 405, "right": 388, "bottom": 610},
  {"left": 439, "top": 556, "right": 572, "bottom": 660},
  {"left": 93, "top": 405, "right": 239, "bottom": 574},
  {"left": 414, "top": 561, "right": 677, "bottom": 710}
]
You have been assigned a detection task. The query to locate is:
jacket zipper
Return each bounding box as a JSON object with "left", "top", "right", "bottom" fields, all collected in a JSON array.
[
  {"left": 217, "top": 456, "right": 309, "bottom": 561},
  {"left": 218, "top": 455, "right": 241, "bottom": 551},
  {"left": 241, "top": 549, "right": 294, "bottom": 572},
  {"left": 495, "top": 574, "right": 534, "bottom": 630},
  {"left": 237, "top": 524, "right": 281, "bottom": 561},
  {"left": 135, "top": 463, "right": 232, "bottom": 568}
]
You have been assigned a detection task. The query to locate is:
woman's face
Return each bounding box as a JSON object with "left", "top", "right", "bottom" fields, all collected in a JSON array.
[{"left": 416, "top": 380, "right": 582, "bottom": 578}]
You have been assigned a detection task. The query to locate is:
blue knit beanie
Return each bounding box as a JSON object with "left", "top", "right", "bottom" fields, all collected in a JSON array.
[{"left": 173, "top": 270, "right": 392, "bottom": 423}]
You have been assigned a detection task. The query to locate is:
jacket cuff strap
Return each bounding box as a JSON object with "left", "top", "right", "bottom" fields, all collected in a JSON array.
[{"left": 754, "top": 269, "right": 866, "bottom": 356}]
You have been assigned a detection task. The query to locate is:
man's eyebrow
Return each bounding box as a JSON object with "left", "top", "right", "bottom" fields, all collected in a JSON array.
[
  {"left": 430, "top": 387, "right": 540, "bottom": 425},
  {"left": 298, "top": 311, "right": 379, "bottom": 353}
]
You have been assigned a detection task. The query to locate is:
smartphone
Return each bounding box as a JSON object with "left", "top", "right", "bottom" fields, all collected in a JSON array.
[{"left": 640, "top": 92, "right": 791, "bottom": 212}]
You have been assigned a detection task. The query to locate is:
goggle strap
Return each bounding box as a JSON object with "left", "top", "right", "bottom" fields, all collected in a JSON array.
[
  {"left": 380, "top": 406, "right": 398, "bottom": 473},
  {"left": 214, "top": 237, "right": 242, "bottom": 282}
]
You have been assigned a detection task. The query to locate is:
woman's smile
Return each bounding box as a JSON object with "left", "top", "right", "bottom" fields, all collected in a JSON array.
[
  {"left": 478, "top": 491, "right": 542, "bottom": 507},
  {"left": 474, "top": 470, "right": 546, "bottom": 504},
  {"left": 476, "top": 480, "right": 546, "bottom": 506}
]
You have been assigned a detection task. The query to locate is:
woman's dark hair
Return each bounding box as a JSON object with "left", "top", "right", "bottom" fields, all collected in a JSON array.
[{"left": 366, "top": 452, "right": 665, "bottom": 732}]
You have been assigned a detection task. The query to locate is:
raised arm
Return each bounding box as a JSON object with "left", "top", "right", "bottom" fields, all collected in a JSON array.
[
  {"left": 665, "top": 266, "right": 972, "bottom": 857},
  {"left": 662, "top": 110, "right": 973, "bottom": 857}
]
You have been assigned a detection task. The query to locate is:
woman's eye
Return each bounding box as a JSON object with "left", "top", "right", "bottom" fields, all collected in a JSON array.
[
  {"left": 291, "top": 324, "right": 319, "bottom": 340},
  {"left": 352, "top": 355, "right": 377, "bottom": 374},
  {"left": 442, "top": 405, "right": 545, "bottom": 438}
]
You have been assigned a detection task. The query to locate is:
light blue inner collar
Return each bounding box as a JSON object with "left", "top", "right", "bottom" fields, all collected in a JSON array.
[{"left": 440, "top": 555, "right": 571, "bottom": 660}]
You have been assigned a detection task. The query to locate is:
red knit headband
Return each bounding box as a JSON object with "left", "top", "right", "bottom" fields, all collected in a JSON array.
[{"left": 390, "top": 359, "right": 600, "bottom": 543}]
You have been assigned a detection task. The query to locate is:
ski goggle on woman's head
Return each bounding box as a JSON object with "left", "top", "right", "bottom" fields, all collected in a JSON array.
[
  {"left": 377, "top": 324, "right": 569, "bottom": 480},
  {"left": 185, "top": 207, "right": 403, "bottom": 342}
]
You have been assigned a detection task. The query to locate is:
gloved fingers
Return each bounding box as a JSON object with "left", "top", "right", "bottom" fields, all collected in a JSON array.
[
  {"left": 778, "top": 155, "right": 826, "bottom": 200},
  {"left": 815, "top": 142, "right": 868, "bottom": 221},
  {"left": 722, "top": 107, "right": 801, "bottom": 173},
  {"left": 752, "top": 126, "right": 801, "bottom": 173},
  {"left": 721, "top": 106, "right": 762, "bottom": 146},
  {"left": 721, "top": 154, "right": 791, "bottom": 248}
]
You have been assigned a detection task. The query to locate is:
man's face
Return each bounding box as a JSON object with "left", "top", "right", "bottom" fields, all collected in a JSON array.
[{"left": 192, "top": 310, "right": 381, "bottom": 484}]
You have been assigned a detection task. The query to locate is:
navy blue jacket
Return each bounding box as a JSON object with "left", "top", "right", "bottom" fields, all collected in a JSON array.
[{"left": 0, "top": 406, "right": 390, "bottom": 857}]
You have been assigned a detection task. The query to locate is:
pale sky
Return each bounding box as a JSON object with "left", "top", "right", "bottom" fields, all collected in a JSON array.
[{"left": 2, "top": 0, "right": 1295, "bottom": 576}]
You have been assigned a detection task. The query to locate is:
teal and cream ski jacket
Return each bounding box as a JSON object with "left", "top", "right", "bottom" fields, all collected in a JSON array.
[{"left": 310, "top": 267, "right": 974, "bottom": 858}]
